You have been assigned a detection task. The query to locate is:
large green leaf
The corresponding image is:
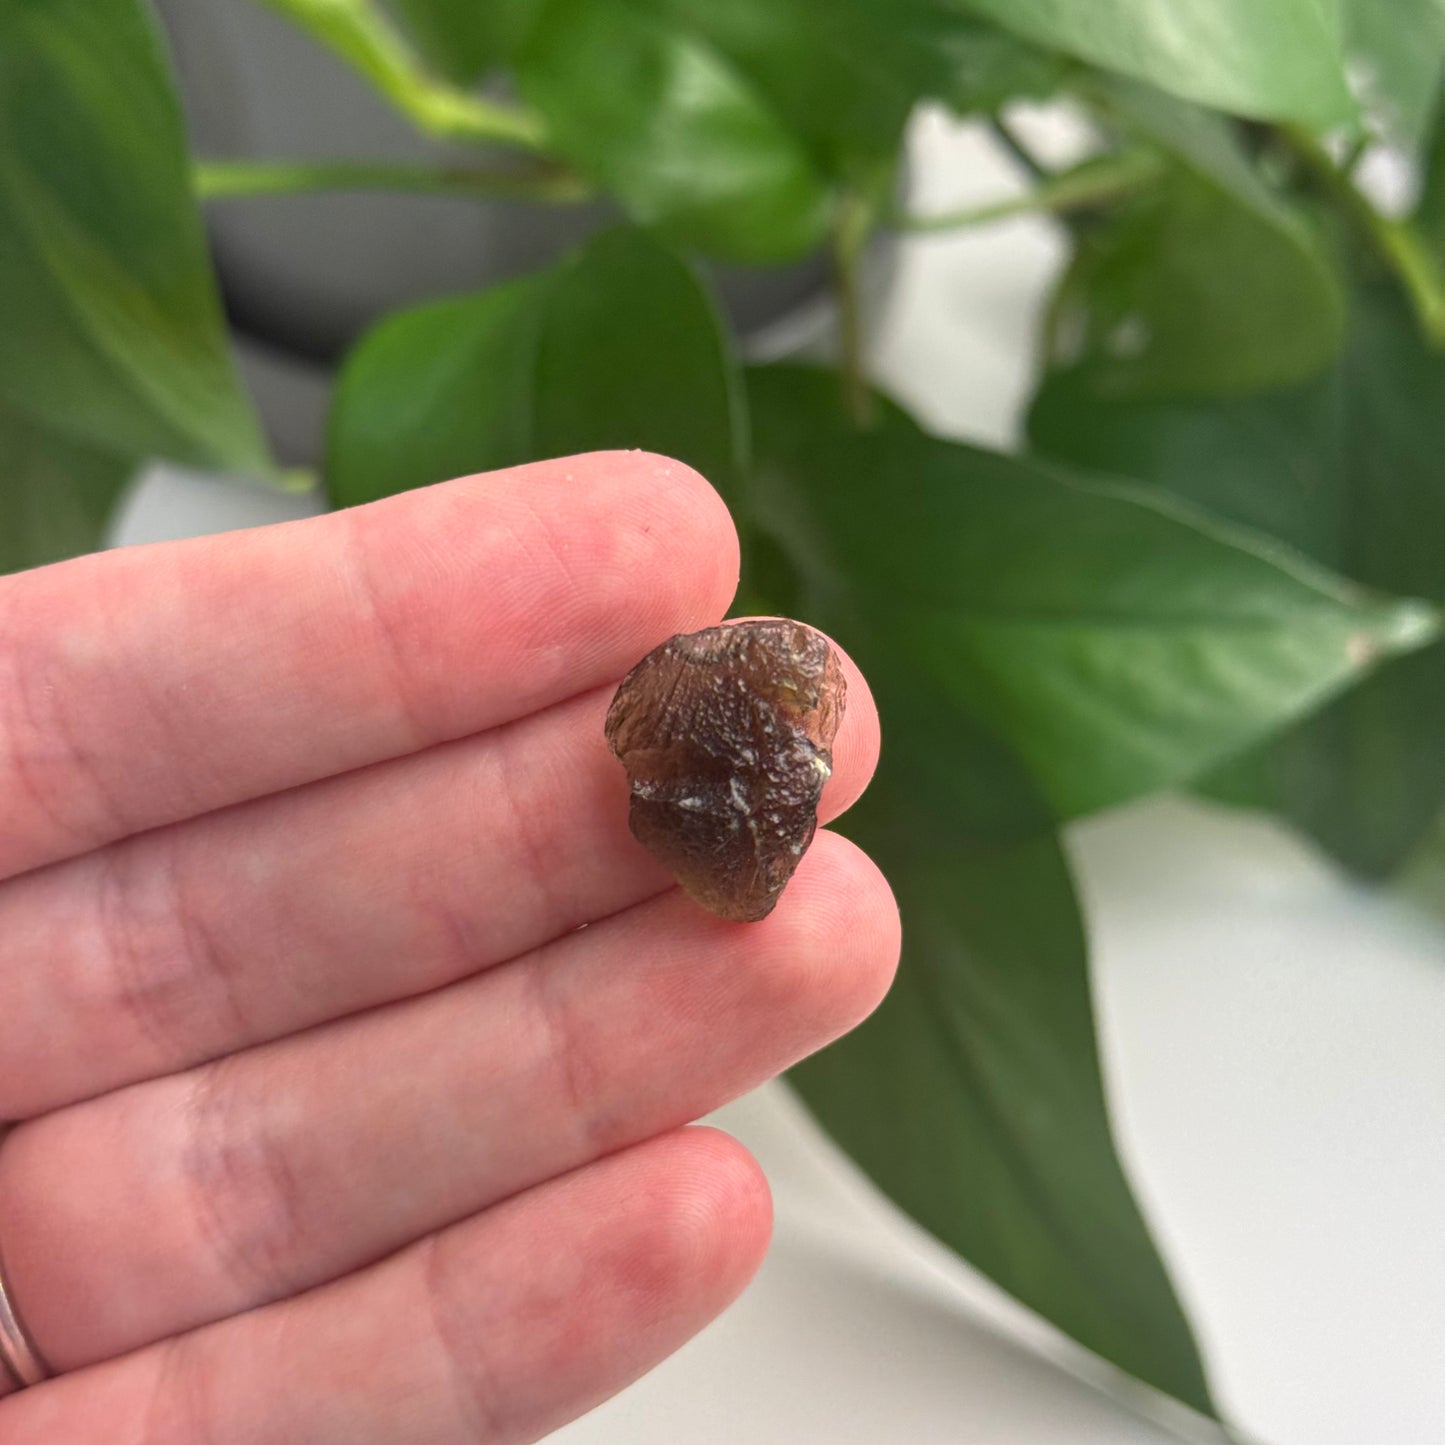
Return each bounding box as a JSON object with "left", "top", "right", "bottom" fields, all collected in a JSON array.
[
  {"left": 791, "top": 703, "right": 1214, "bottom": 1414},
  {"left": 327, "top": 273, "right": 550, "bottom": 506},
  {"left": 1029, "top": 286, "right": 1445, "bottom": 875},
  {"left": 941, "top": 0, "right": 1351, "bottom": 124},
  {"left": 748, "top": 366, "right": 1433, "bottom": 821},
  {"left": 749, "top": 372, "right": 1213, "bottom": 1411},
  {"left": 385, "top": 0, "right": 545, "bottom": 82},
  {"left": 516, "top": 0, "right": 832, "bottom": 262},
  {"left": 1345, "top": 0, "right": 1445, "bottom": 144},
  {"left": 0, "top": 0, "right": 265, "bottom": 473},
  {"left": 1048, "top": 81, "right": 1347, "bottom": 397},
  {"left": 327, "top": 226, "right": 743, "bottom": 506},
  {"left": 0, "top": 400, "right": 133, "bottom": 574},
  {"left": 1202, "top": 648, "right": 1445, "bottom": 876}
]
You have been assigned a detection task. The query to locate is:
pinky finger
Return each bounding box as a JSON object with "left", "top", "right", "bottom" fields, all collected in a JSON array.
[{"left": 0, "top": 1128, "right": 772, "bottom": 1445}]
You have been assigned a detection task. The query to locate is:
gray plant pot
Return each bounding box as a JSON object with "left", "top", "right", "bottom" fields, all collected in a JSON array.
[{"left": 155, "top": 0, "right": 883, "bottom": 465}]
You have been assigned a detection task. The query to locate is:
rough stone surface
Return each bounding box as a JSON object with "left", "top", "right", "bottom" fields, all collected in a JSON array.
[{"left": 605, "top": 620, "right": 847, "bottom": 922}]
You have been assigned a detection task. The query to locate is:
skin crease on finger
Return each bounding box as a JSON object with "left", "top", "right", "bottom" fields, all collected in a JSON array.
[{"left": 0, "top": 634, "right": 879, "bottom": 1118}]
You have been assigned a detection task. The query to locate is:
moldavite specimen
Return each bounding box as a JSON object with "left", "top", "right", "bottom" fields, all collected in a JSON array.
[{"left": 605, "top": 620, "right": 846, "bottom": 922}]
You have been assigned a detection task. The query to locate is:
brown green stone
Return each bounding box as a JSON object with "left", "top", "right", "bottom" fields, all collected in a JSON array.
[{"left": 605, "top": 620, "right": 846, "bottom": 922}]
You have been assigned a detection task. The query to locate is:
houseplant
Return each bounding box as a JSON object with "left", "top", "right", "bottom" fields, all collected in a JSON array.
[{"left": 3, "top": 0, "right": 1444, "bottom": 1427}]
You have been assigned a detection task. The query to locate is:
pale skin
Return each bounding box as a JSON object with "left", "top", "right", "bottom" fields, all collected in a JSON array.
[{"left": 0, "top": 452, "right": 899, "bottom": 1443}]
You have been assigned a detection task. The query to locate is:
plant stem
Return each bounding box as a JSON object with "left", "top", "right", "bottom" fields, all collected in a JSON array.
[
  {"left": 1282, "top": 123, "right": 1445, "bottom": 346},
  {"left": 894, "top": 149, "right": 1162, "bottom": 235},
  {"left": 831, "top": 191, "right": 875, "bottom": 429},
  {"left": 193, "top": 158, "right": 592, "bottom": 204},
  {"left": 988, "top": 114, "right": 1050, "bottom": 181},
  {"left": 1340, "top": 132, "right": 1370, "bottom": 177},
  {"left": 252, "top": 0, "right": 546, "bottom": 150},
  {"left": 1370, "top": 220, "right": 1445, "bottom": 343}
]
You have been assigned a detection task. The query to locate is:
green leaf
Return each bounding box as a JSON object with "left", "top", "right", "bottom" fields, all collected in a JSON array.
[
  {"left": 327, "top": 226, "right": 744, "bottom": 506},
  {"left": 1344, "top": 0, "right": 1445, "bottom": 145},
  {"left": 651, "top": 1, "right": 1066, "bottom": 159},
  {"left": 750, "top": 371, "right": 1214, "bottom": 1411},
  {"left": 749, "top": 365, "right": 1434, "bottom": 821},
  {"left": 0, "top": 0, "right": 265, "bottom": 474},
  {"left": 531, "top": 226, "right": 745, "bottom": 474},
  {"left": 515, "top": 0, "right": 1071, "bottom": 235},
  {"left": 1419, "top": 80, "right": 1445, "bottom": 265},
  {"left": 385, "top": 0, "right": 545, "bottom": 82},
  {"left": 790, "top": 712, "right": 1214, "bottom": 1414},
  {"left": 327, "top": 273, "right": 550, "bottom": 506},
  {"left": 1030, "top": 285, "right": 1445, "bottom": 875},
  {"left": 0, "top": 400, "right": 134, "bottom": 575},
  {"left": 643, "top": 0, "right": 916, "bottom": 179},
  {"left": 923, "top": 15, "right": 1072, "bottom": 115},
  {"left": 940, "top": 0, "right": 1352, "bottom": 125},
  {"left": 516, "top": 0, "right": 832, "bottom": 262},
  {"left": 1048, "top": 82, "right": 1347, "bottom": 397},
  {"left": 1203, "top": 647, "right": 1445, "bottom": 876},
  {"left": 1397, "top": 810, "right": 1445, "bottom": 920}
]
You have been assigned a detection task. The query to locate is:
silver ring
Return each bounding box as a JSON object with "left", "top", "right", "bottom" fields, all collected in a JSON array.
[
  {"left": 0, "top": 1256, "right": 50, "bottom": 1395},
  {"left": 0, "top": 1134, "right": 49, "bottom": 1395}
]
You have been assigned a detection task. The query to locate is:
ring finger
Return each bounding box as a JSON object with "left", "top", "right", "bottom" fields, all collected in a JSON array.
[{"left": 0, "top": 1129, "right": 772, "bottom": 1445}]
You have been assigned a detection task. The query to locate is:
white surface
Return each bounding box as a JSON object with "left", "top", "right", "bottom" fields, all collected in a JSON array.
[
  {"left": 113, "top": 108, "right": 1445, "bottom": 1445},
  {"left": 1079, "top": 802, "right": 1445, "bottom": 1445},
  {"left": 550, "top": 1091, "right": 1204, "bottom": 1445}
]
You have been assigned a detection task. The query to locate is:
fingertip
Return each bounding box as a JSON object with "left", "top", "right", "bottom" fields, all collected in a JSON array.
[
  {"left": 613, "top": 1127, "right": 773, "bottom": 1314},
  {"left": 676, "top": 1125, "right": 775, "bottom": 1247},
  {"left": 816, "top": 640, "right": 880, "bottom": 824},
  {"left": 808, "top": 830, "right": 902, "bottom": 1020},
  {"left": 351, "top": 450, "right": 744, "bottom": 733},
  {"left": 736, "top": 829, "right": 901, "bottom": 1045},
  {"left": 583, "top": 451, "right": 742, "bottom": 630}
]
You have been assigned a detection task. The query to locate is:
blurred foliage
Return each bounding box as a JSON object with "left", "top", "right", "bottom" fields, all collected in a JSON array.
[
  {"left": 384, "top": 0, "right": 544, "bottom": 82},
  {"left": 1047, "top": 79, "right": 1348, "bottom": 396},
  {"left": 328, "top": 227, "right": 743, "bottom": 505},
  {"left": 1033, "top": 285, "right": 1445, "bottom": 875},
  {"left": 1344, "top": 0, "right": 1445, "bottom": 146},
  {"left": 0, "top": 0, "right": 267, "bottom": 567},
  {"left": 5, "top": 0, "right": 1445, "bottom": 1425}
]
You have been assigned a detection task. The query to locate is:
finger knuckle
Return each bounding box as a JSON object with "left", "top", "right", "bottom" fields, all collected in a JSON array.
[
  {"left": 180, "top": 1057, "right": 312, "bottom": 1311},
  {"left": 93, "top": 836, "right": 249, "bottom": 1076}
]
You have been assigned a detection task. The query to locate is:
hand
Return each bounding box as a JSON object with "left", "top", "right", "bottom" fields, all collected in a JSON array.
[{"left": 0, "top": 453, "right": 898, "bottom": 1443}]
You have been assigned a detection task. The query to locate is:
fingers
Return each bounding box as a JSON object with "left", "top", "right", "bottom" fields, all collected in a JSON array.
[
  {"left": 0, "top": 832, "right": 899, "bottom": 1370},
  {"left": 0, "top": 1129, "right": 771, "bottom": 1445},
  {"left": 0, "top": 642, "right": 879, "bottom": 1117},
  {"left": 0, "top": 452, "right": 739, "bottom": 881}
]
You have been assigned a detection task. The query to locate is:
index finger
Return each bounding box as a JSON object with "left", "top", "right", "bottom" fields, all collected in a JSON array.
[{"left": 0, "top": 452, "right": 739, "bottom": 881}]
